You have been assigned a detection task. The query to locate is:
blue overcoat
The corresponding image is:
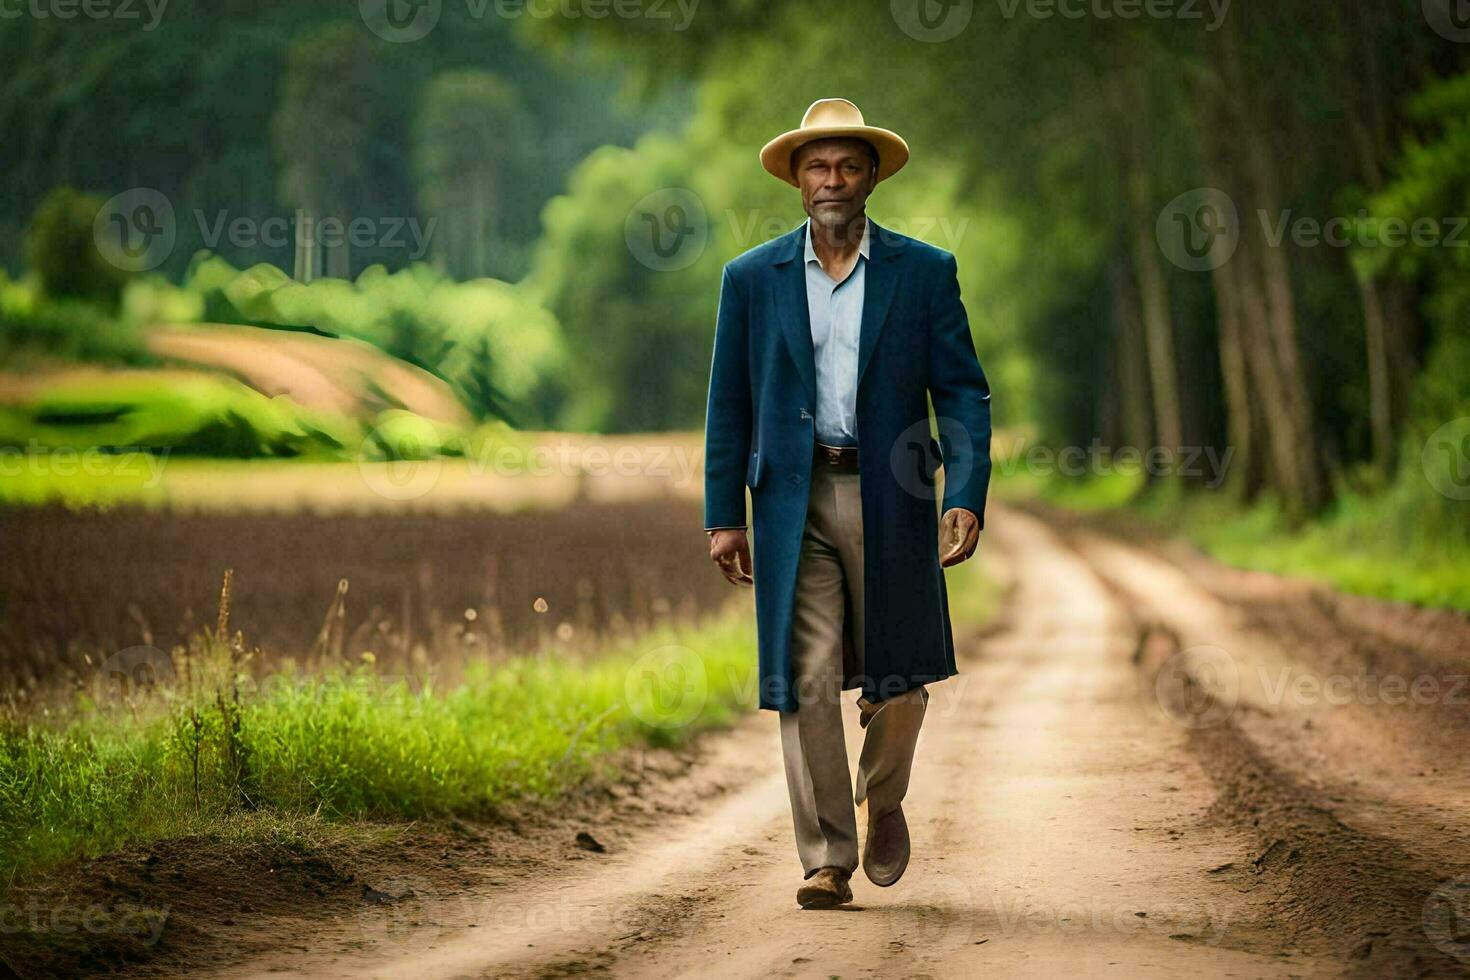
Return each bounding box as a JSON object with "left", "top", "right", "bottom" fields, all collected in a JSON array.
[{"left": 703, "top": 218, "right": 993, "bottom": 712}]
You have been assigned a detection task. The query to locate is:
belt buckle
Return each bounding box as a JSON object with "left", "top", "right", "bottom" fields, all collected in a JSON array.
[{"left": 825, "top": 446, "right": 843, "bottom": 468}]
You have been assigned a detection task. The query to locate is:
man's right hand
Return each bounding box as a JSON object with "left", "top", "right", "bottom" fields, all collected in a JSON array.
[{"left": 708, "top": 529, "right": 754, "bottom": 587}]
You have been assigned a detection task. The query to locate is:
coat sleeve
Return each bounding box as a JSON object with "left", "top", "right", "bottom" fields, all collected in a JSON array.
[
  {"left": 704, "top": 264, "right": 752, "bottom": 531},
  {"left": 927, "top": 252, "right": 993, "bottom": 526}
]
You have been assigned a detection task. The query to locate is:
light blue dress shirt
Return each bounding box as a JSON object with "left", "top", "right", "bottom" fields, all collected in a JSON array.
[{"left": 803, "top": 217, "right": 869, "bottom": 447}]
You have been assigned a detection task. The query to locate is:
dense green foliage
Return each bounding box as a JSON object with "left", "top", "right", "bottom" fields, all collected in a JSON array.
[
  {"left": 1362, "top": 72, "right": 1470, "bottom": 440},
  {"left": 0, "top": 373, "right": 356, "bottom": 458},
  {"left": 0, "top": 3, "right": 688, "bottom": 284},
  {"left": 183, "top": 253, "right": 562, "bottom": 421},
  {"left": 0, "top": 293, "right": 144, "bottom": 367}
]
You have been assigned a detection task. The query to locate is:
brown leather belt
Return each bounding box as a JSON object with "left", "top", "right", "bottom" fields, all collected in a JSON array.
[{"left": 813, "top": 442, "right": 860, "bottom": 474}]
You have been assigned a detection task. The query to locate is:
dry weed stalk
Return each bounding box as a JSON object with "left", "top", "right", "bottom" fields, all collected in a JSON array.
[
  {"left": 216, "top": 568, "right": 234, "bottom": 641},
  {"left": 311, "top": 578, "right": 350, "bottom": 662}
]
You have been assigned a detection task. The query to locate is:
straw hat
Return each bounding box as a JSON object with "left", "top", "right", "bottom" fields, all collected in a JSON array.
[{"left": 760, "top": 98, "right": 910, "bottom": 187}]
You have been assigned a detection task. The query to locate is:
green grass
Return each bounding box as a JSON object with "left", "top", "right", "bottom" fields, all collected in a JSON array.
[
  {"left": 0, "top": 614, "right": 758, "bottom": 881},
  {"left": 0, "top": 449, "right": 173, "bottom": 508},
  {"left": 993, "top": 460, "right": 1470, "bottom": 611},
  {"left": 1169, "top": 484, "right": 1470, "bottom": 610}
]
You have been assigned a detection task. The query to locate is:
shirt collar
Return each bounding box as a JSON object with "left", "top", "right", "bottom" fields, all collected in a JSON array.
[{"left": 803, "top": 217, "right": 871, "bottom": 266}]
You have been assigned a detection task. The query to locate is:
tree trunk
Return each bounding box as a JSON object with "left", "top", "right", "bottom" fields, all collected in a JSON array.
[
  {"left": 1338, "top": 6, "right": 1423, "bottom": 479},
  {"left": 1191, "top": 63, "right": 1261, "bottom": 502},
  {"left": 1130, "top": 211, "right": 1184, "bottom": 457},
  {"left": 1111, "top": 252, "right": 1154, "bottom": 454},
  {"left": 1241, "top": 127, "right": 1324, "bottom": 514},
  {"left": 1121, "top": 70, "right": 1183, "bottom": 464},
  {"left": 1359, "top": 275, "right": 1394, "bottom": 475},
  {"left": 293, "top": 207, "right": 320, "bottom": 283},
  {"left": 1210, "top": 247, "right": 1259, "bottom": 500},
  {"left": 1219, "top": 17, "right": 1324, "bottom": 520}
]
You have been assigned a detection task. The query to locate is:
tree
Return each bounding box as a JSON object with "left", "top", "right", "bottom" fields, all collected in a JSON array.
[
  {"left": 24, "top": 188, "right": 126, "bottom": 306},
  {"left": 415, "top": 71, "right": 523, "bottom": 281},
  {"left": 273, "top": 24, "right": 390, "bottom": 282}
]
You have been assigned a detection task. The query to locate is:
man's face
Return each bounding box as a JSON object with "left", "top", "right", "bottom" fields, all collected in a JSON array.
[{"left": 794, "top": 138, "right": 878, "bottom": 238}]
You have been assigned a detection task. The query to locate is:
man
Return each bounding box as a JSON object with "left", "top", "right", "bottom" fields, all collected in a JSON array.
[{"left": 703, "top": 98, "right": 993, "bottom": 910}]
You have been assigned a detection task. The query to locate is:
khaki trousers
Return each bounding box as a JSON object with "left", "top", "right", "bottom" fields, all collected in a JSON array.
[{"left": 779, "top": 464, "right": 929, "bottom": 879}]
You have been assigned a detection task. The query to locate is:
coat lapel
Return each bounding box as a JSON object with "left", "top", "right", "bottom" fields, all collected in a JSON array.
[
  {"left": 771, "top": 224, "right": 816, "bottom": 406},
  {"left": 857, "top": 218, "right": 900, "bottom": 390}
]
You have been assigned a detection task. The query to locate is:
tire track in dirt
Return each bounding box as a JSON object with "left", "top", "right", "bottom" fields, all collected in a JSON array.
[{"left": 1068, "top": 528, "right": 1470, "bottom": 977}]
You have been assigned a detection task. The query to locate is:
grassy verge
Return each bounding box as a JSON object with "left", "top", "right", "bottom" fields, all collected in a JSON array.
[
  {"left": 0, "top": 613, "right": 756, "bottom": 882},
  {"left": 993, "top": 464, "right": 1470, "bottom": 611},
  {"left": 0, "top": 449, "right": 174, "bottom": 509}
]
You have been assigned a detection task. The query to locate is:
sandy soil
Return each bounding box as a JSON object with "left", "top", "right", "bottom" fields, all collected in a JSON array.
[{"left": 16, "top": 502, "right": 1468, "bottom": 978}]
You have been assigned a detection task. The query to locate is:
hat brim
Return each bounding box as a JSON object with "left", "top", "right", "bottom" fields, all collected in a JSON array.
[{"left": 760, "top": 126, "right": 910, "bottom": 187}]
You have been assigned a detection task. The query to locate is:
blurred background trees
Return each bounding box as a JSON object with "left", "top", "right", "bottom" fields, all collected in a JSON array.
[
  {"left": 1, "top": 0, "right": 1468, "bottom": 543},
  {"left": 521, "top": 0, "right": 1469, "bottom": 525},
  {"left": 416, "top": 70, "right": 527, "bottom": 281}
]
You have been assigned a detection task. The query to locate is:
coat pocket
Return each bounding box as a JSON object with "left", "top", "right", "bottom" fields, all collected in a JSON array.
[{"left": 746, "top": 451, "right": 764, "bottom": 489}]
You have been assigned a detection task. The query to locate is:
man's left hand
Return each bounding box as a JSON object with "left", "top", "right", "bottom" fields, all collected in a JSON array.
[{"left": 939, "top": 507, "right": 980, "bottom": 567}]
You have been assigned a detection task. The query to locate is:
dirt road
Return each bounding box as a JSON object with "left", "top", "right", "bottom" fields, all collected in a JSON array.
[{"left": 208, "top": 504, "right": 1470, "bottom": 979}]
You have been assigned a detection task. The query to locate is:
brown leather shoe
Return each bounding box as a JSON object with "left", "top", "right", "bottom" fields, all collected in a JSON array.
[
  {"left": 796, "top": 866, "right": 854, "bottom": 909},
  {"left": 863, "top": 805, "right": 910, "bottom": 886}
]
